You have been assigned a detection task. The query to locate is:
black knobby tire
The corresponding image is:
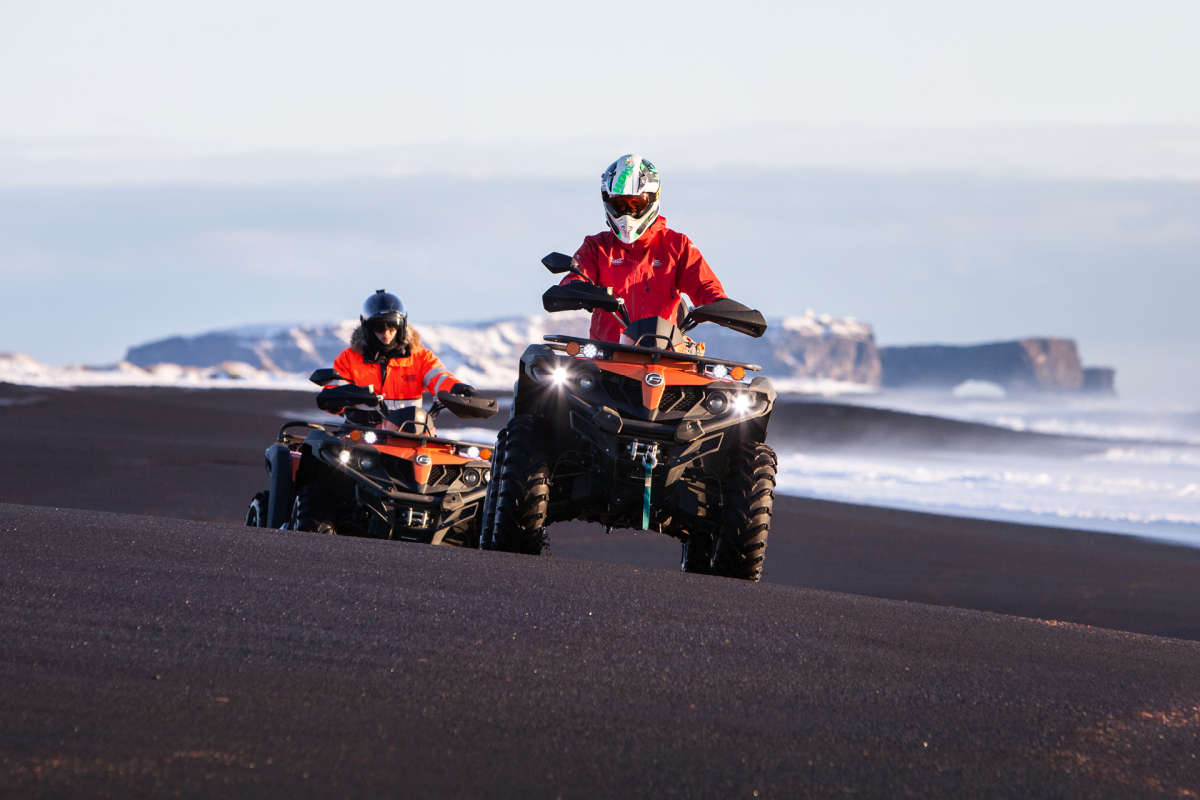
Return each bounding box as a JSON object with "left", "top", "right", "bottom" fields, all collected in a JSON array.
[
  {"left": 488, "top": 415, "right": 549, "bottom": 555},
  {"left": 478, "top": 427, "right": 507, "bottom": 550},
  {"left": 245, "top": 491, "right": 269, "bottom": 527},
  {"left": 290, "top": 482, "right": 339, "bottom": 535},
  {"left": 711, "top": 442, "right": 777, "bottom": 581}
]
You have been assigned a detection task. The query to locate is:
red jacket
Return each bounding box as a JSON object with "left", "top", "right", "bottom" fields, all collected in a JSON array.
[
  {"left": 564, "top": 216, "right": 727, "bottom": 342},
  {"left": 333, "top": 328, "right": 459, "bottom": 402}
]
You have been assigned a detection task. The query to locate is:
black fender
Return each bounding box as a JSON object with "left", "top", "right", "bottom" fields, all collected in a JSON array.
[{"left": 265, "top": 443, "right": 294, "bottom": 528}]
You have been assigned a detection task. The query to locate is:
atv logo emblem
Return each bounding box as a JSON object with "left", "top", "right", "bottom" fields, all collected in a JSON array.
[
  {"left": 415, "top": 454, "right": 432, "bottom": 465},
  {"left": 611, "top": 257, "right": 624, "bottom": 265},
  {"left": 644, "top": 372, "right": 664, "bottom": 387}
]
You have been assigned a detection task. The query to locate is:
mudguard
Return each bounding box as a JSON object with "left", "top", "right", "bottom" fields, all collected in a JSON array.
[{"left": 265, "top": 443, "right": 294, "bottom": 528}]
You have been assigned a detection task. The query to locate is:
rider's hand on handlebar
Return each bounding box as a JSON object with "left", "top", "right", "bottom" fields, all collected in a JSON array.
[{"left": 450, "top": 383, "right": 477, "bottom": 398}]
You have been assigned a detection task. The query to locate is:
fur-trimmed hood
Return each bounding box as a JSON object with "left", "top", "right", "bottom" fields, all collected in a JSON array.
[{"left": 350, "top": 323, "right": 422, "bottom": 361}]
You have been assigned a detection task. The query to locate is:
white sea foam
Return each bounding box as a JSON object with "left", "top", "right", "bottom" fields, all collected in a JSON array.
[{"left": 775, "top": 446, "right": 1200, "bottom": 547}]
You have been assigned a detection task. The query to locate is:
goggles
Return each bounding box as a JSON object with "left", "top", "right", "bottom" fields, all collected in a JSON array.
[
  {"left": 603, "top": 190, "right": 657, "bottom": 219},
  {"left": 368, "top": 317, "right": 403, "bottom": 333}
]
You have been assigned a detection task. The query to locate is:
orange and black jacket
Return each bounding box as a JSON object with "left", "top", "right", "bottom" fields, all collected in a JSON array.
[{"left": 332, "top": 326, "right": 459, "bottom": 402}]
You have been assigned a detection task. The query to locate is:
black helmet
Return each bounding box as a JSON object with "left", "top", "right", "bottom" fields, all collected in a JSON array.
[
  {"left": 359, "top": 289, "right": 408, "bottom": 353},
  {"left": 360, "top": 289, "right": 406, "bottom": 327}
]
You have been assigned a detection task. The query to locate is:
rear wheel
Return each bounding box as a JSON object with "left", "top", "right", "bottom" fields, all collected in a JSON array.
[
  {"left": 245, "top": 491, "right": 269, "bottom": 527},
  {"left": 486, "top": 415, "right": 549, "bottom": 555},
  {"left": 290, "top": 482, "right": 339, "bottom": 535},
  {"left": 711, "top": 442, "right": 777, "bottom": 582}
]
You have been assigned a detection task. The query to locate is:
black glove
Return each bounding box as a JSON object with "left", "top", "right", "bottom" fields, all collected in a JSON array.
[{"left": 450, "top": 382, "right": 477, "bottom": 397}]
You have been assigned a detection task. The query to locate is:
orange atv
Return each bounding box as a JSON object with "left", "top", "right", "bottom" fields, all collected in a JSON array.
[
  {"left": 245, "top": 369, "right": 498, "bottom": 547},
  {"left": 480, "top": 253, "right": 778, "bottom": 581}
]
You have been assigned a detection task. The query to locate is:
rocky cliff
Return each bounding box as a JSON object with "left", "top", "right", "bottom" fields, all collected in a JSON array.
[{"left": 879, "top": 338, "right": 1111, "bottom": 394}]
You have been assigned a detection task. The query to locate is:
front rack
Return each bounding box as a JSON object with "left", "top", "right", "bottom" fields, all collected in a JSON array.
[{"left": 543, "top": 334, "right": 762, "bottom": 372}]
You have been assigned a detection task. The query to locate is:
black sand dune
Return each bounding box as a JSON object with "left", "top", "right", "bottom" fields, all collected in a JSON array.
[{"left": 2, "top": 383, "right": 1200, "bottom": 796}]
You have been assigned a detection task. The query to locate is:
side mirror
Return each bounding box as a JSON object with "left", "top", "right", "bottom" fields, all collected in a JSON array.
[
  {"left": 542, "top": 251, "right": 595, "bottom": 283},
  {"left": 684, "top": 299, "right": 768, "bottom": 338},
  {"left": 541, "top": 252, "right": 576, "bottom": 274},
  {"left": 309, "top": 368, "right": 345, "bottom": 386},
  {"left": 542, "top": 283, "right": 622, "bottom": 314}
]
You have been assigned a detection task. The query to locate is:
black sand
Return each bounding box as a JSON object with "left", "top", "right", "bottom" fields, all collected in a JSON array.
[{"left": 2, "top": 383, "right": 1198, "bottom": 797}]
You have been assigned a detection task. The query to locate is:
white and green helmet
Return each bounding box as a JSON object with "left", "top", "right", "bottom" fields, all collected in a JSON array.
[{"left": 600, "top": 154, "right": 661, "bottom": 244}]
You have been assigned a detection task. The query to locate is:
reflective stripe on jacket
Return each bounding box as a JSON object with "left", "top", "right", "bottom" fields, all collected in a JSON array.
[
  {"left": 563, "top": 215, "right": 727, "bottom": 343},
  {"left": 333, "top": 342, "right": 458, "bottom": 401}
]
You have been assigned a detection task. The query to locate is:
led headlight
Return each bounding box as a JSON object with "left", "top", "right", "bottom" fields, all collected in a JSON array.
[
  {"left": 363, "top": 431, "right": 378, "bottom": 444},
  {"left": 705, "top": 363, "right": 729, "bottom": 380},
  {"left": 458, "top": 445, "right": 481, "bottom": 459},
  {"left": 581, "top": 343, "right": 599, "bottom": 359}
]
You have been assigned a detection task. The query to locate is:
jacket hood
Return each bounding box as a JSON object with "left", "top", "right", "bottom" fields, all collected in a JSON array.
[{"left": 350, "top": 324, "right": 421, "bottom": 360}]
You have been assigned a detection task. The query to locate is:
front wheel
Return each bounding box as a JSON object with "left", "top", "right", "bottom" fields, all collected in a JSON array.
[
  {"left": 478, "top": 427, "right": 507, "bottom": 550},
  {"left": 245, "top": 491, "right": 269, "bottom": 527},
  {"left": 711, "top": 442, "right": 777, "bottom": 582},
  {"left": 485, "top": 415, "right": 549, "bottom": 555},
  {"left": 290, "top": 482, "right": 339, "bottom": 535}
]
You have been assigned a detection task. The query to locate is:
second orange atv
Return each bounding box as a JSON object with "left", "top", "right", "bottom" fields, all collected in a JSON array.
[{"left": 245, "top": 369, "right": 498, "bottom": 547}]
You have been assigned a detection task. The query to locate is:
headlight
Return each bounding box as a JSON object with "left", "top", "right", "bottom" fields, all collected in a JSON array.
[
  {"left": 578, "top": 375, "right": 596, "bottom": 391},
  {"left": 551, "top": 366, "right": 569, "bottom": 387},
  {"left": 732, "top": 393, "right": 753, "bottom": 414},
  {"left": 706, "top": 363, "right": 729, "bottom": 380},
  {"left": 461, "top": 469, "right": 482, "bottom": 487},
  {"left": 581, "top": 343, "right": 599, "bottom": 359},
  {"left": 456, "top": 445, "right": 493, "bottom": 461},
  {"left": 337, "top": 449, "right": 352, "bottom": 464},
  {"left": 360, "top": 456, "right": 376, "bottom": 470},
  {"left": 363, "top": 431, "right": 378, "bottom": 444},
  {"left": 705, "top": 392, "right": 729, "bottom": 414}
]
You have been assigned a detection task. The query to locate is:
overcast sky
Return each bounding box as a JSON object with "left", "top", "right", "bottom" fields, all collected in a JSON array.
[{"left": 2, "top": 0, "right": 1198, "bottom": 400}]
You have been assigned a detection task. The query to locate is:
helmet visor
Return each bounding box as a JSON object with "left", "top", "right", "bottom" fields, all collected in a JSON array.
[
  {"left": 367, "top": 315, "right": 403, "bottom": 334},
  {"left": 604, "top": 191, "right": 657, "bottom": 219}
]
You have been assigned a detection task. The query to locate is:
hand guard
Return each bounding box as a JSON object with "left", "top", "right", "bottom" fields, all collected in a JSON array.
[{"left": 317, "top": 384, "right": 382, "bottom": 412}]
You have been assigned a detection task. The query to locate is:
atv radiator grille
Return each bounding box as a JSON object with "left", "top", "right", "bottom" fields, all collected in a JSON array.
[
  {"left": 598, "top": 372, "right": 643, "bottom": 409},
  {"left": 659, "top": 386, "right": 704, "bottom": 413},
  {"left": 426, "top": 464, "right": 462, "bottom": 488}
]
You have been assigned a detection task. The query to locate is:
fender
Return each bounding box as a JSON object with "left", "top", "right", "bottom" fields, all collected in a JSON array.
[{"left": 265, "top": 443, "right": 294, "bottom": 528}]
